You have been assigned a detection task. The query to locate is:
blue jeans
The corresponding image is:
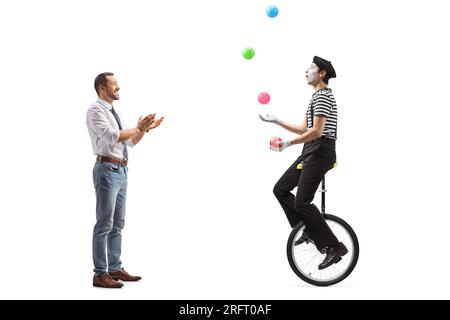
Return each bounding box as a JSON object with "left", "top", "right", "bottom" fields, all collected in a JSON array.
[{"left": 92, "top": 161, "right": 128, "bottom": 276}]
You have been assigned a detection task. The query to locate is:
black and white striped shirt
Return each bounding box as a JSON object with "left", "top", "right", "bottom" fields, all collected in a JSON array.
[{"left": 306, "top": 88, "right": 338, "bottom": 139}]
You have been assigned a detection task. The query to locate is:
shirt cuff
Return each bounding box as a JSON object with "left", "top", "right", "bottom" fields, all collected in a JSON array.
[{"left": 125, "top": 139, "right": 135, "bottom": 148}]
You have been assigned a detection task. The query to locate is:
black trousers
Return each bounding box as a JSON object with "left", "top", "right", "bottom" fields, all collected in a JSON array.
[{"left": 273, "top": 138, "right": 339, "bottom": 250}]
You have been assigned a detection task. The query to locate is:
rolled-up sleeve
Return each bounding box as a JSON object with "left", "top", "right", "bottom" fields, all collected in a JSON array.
[
  {"left": 87, "top": 107, "right": 120, "bottom": 145},
  {"left": 125, "top": 138, "right": 135, "bottom": 148}
]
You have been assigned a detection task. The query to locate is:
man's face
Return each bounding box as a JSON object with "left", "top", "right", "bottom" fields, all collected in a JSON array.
[
  {"left": 305, "top": 63, "right": 320, "bottom": 85},
  {"left": 102, "top": 76, "right": 120, "bottom": 101}
]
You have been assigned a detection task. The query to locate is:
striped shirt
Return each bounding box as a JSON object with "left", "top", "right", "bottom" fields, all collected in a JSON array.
[{"left": 306, "top": 87, "right": 338, "bottom": 139}]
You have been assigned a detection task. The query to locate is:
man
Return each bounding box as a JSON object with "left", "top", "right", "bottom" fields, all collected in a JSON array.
[
  {"left": 259, "top": 56, "right": 347, "bottom": 270},
  {"left": 86, "top": 72, "right": 164, "bottom": 288}
]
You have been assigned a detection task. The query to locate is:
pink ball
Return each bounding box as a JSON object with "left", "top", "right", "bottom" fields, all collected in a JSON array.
[
  {"left": 270, "top": 136, "right": 282, "bottom": 150},
  {"left": 258, "top": 92, "right": 271, "bottom": 104}
]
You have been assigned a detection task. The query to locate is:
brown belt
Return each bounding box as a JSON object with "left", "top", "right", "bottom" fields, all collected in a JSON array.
[{"left": 96, "top": 156, "right": 128, "bottom": 167}]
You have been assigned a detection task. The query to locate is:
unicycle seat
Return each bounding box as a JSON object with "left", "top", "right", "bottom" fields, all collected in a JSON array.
[{"left": 297, "top": 161, "right": 338, "bottom": 170}]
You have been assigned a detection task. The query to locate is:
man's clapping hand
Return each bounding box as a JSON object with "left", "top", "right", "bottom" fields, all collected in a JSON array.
[
  {"left": 145, "top": 116, "right": 164, "bottom": 132},
  {"left": 137, "top": 113, "right": 156, "bottom": 132}
]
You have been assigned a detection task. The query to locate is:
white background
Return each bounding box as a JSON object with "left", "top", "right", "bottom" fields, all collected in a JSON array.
[{"left": 0, "top": 0, "right": 449, "bottom": 299}]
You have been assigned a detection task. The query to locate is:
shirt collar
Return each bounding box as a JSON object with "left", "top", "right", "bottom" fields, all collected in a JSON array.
[
  {"left": 97, "top": 98, "right": 113, "bottom": 111},
  {"left": 313, "top": 87, "right": 331, "bottom": 97}
]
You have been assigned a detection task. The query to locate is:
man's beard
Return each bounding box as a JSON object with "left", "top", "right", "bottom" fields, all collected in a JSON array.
[{"left": 107, "top": 90, "right": 119, "bottom": 101}]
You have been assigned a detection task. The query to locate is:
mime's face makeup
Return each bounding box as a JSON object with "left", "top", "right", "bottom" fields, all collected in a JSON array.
[{"left": 305, "top": 64, "right": 320, "bottom": 85}]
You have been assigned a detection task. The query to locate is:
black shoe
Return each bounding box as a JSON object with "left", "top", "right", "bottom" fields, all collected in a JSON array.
[
  {"left": 318, "top": 242, "right": 348, "bottom": 270},
  {"left": 294, "top": 230, "right": 313, "bottom": 246}
]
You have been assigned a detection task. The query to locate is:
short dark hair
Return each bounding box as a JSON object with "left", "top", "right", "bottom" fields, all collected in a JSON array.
[
  {"left": 94, "top": 72, "right": 114, "bottom": 95},
  {"left": 321, "top": 70, "right": 331, "bottom": 84}
]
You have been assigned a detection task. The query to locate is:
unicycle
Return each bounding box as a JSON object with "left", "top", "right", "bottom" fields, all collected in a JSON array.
[{"left": 287, "top": 162, "right": 359, "bottom": 286}]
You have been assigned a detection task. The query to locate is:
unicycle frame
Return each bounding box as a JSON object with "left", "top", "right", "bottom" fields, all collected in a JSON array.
[{"left": 319, "top": 177, "right": 327, "bottom": 214}]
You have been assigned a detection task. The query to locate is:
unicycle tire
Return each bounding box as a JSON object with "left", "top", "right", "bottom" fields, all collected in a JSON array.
[{"left": 287, "top": 214, "right": 359, "bottom": 286}]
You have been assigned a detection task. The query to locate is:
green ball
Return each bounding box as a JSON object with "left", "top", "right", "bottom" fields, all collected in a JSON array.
[{"left": 242, "top": 47, "right": 255, "bottom": 60}]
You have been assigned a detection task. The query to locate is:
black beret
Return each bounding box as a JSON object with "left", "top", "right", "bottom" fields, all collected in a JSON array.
[{"left": 313, "top": 56, "right": 336, "bottom": 79}]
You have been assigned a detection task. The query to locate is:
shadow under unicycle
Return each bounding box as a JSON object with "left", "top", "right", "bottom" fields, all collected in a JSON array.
[{"left": 287, "top": 163, "right": 359, "bottom": 286}]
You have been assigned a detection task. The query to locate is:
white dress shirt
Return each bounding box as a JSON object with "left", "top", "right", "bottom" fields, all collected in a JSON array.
[{"left": 86, "top": 98, "right": 134, "bottom": 160}]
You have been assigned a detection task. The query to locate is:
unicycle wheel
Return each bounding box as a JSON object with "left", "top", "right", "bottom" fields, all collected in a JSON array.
[{"left": 287, "top": 214, "right": 359, "bottom": 286}]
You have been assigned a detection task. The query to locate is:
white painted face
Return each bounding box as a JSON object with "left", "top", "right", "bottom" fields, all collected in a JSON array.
[{"left": 305, "top": 63, "right": 320, "bottom": 85}]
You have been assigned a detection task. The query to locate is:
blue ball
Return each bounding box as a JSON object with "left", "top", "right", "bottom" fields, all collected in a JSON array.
[{"left": 266, "top": 5, "right": 278, "bottom": 18}]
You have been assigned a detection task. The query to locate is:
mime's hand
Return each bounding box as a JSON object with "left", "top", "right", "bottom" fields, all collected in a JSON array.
[
  {"left": 270, "top": 140, "right": 292, "bottom": 152},
  {"left": 259, "top": 114, "right": 280, "bottom": 125}
]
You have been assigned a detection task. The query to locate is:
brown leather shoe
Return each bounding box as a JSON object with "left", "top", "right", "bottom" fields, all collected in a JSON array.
[
  {"left": 109, "top": 268, "right": 142, "bottom": 282},
  {"left": 93, "top": 273, "right": 124, "bottom": 288}
]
